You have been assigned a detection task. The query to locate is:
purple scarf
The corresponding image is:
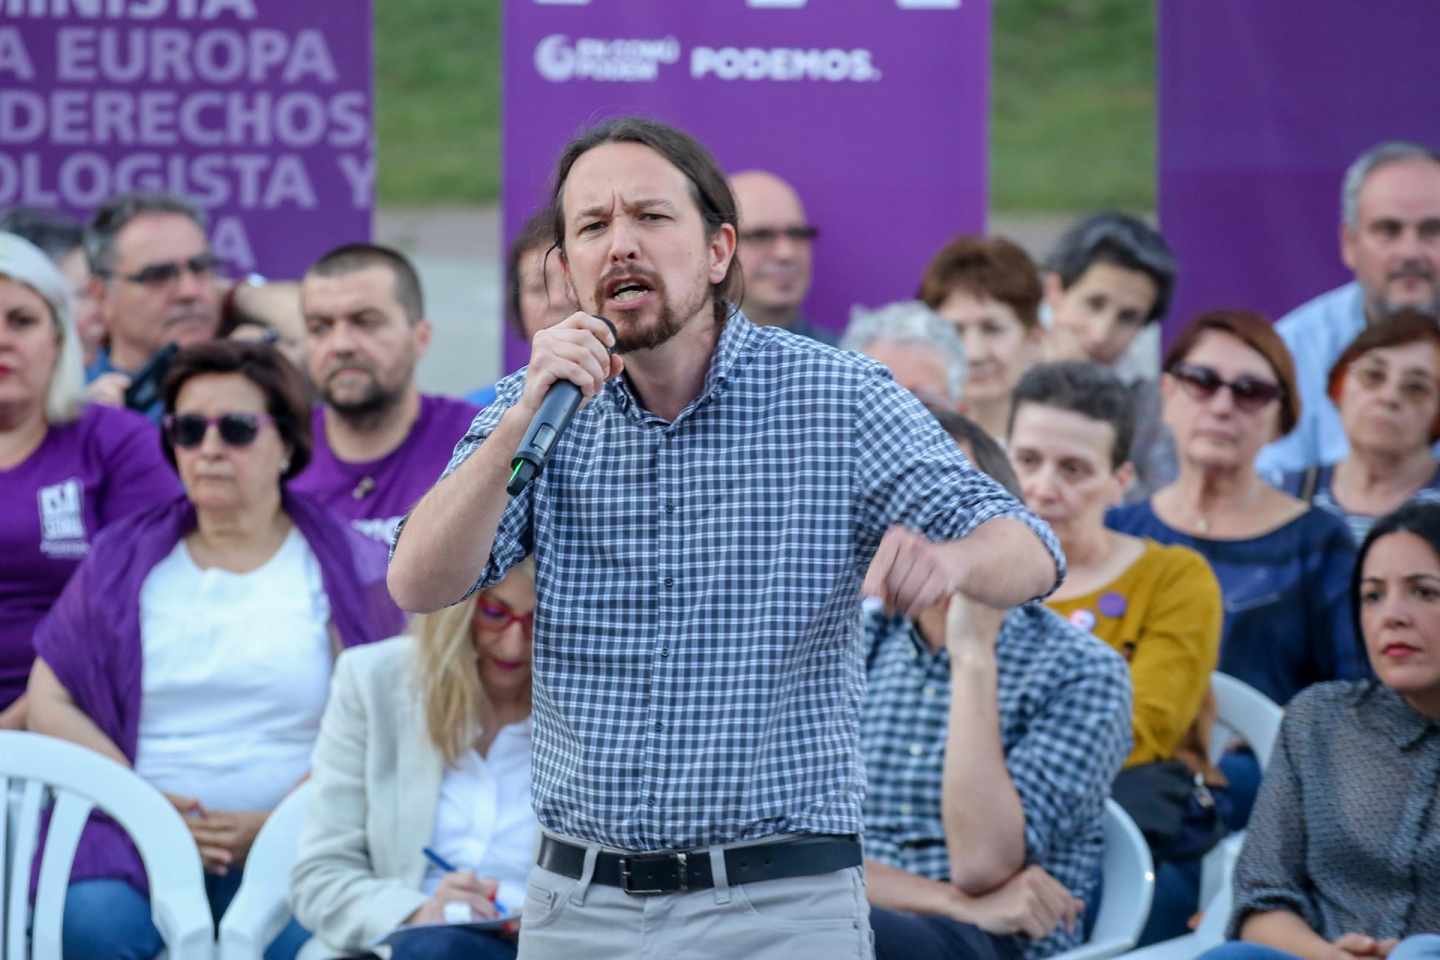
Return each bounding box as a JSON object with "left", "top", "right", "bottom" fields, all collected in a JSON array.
[{"left": 31, "top": 491, "right": 405, "bottom": 895}]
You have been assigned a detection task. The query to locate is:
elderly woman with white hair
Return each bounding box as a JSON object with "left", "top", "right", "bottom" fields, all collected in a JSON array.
[
  {"left": 841, "top": 300, "right": 969, "bottom": 414},
  {"left": 0, "top": 232, "right": 179, "bottom": 730}
]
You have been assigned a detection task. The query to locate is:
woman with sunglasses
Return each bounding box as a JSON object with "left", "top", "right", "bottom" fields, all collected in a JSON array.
[
  {"left": 1278, "top": 310, "right": 1440, "bottom": 544},
  {"left": 1107, "top": 310, "right": 1366, "bottom": 827},
  {"left": 0, "top": 233, "right": 179, "bottom": 733},
  {"left": 1200, "top": 501, "right": 1440, "bottom": 960},
  {"left": 26, "top": 339, "right": 403, "bottom": 960},
  {"left": 288, "top": 560, "right": 538, "bottom": 960}
]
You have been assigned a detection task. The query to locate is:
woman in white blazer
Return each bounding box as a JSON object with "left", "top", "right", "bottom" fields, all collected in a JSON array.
[{"left": 289, "top": 561, "right": 537, "bottom": 960}]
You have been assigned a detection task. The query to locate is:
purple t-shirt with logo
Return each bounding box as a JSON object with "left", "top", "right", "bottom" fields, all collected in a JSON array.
[
  {"left": 290, "top": 394, "right": 481, "bottom": 545},
  {"left": 0, "top": 404, "right": 181, "bottom": 709}
]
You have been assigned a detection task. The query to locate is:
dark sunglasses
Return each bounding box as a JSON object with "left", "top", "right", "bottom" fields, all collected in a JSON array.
[
  {"left": 104, "top": 253, "right": 223, "bottom": 288},
  {"left": 739, "top": 225, "right": 819, "bottom": 246},
  {"left": 164, "top": 412, "right": 273, "bottom": 449},
  {"left": 1169, "top": 362, "right": 1284, "bottom": 412}
]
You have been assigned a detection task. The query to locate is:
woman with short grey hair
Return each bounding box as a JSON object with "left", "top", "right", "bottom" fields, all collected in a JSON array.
[
  {"left": 842, "top": 300, "right": 968, "bottom": 412},
  {"left": 0, "top": 232, "right": 179, "bottom": 731}
]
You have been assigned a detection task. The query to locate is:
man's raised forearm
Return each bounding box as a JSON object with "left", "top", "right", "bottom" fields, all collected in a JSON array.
[
  {"left": 387, "top": 406, "right": 531, "bottom": 612},
  {"left": 948, "top": 516, "right": 1060, "bottom": 607}
]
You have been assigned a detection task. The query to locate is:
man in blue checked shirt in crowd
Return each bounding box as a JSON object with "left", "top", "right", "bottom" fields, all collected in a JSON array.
[
  {"left": 858, "top": 419, "right": 1131, "bottom": 960},
  {"left": 389, "top": 116, "right": 1065, "bottom": 959}
]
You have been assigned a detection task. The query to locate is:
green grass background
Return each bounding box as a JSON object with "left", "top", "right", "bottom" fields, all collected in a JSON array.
[{"left": 373, "top": 0, "right": 1155, "bottom": 212}]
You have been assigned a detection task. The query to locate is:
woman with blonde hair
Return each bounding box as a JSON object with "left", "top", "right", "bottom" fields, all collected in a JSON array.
[
  {"left": 290, "top": 561, "right": 538, "bottom": 960},
  {"left": 0, "top": 231, "right": 178, "bottom": 731}
]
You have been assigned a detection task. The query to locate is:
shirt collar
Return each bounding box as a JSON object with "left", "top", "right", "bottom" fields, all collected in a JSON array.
[
  {"left": 603, "top": 308, "right": 756, "bottom": 425},
  {"left": 1356, "top": 682, "right": 1439, "bottom": 751}
]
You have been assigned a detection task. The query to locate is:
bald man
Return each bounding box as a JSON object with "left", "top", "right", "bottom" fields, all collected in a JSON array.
[{"left": 730, "top": 169, "right": 831, "bottom": 343}]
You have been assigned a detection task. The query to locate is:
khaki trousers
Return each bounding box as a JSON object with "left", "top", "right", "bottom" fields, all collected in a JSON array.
[{"left": 517, "top": 835, "right": 874, "bottom": 960}]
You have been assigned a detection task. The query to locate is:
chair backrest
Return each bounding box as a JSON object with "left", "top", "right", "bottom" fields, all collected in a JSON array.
[
  {"left": 216, "top": 781, "right": 313, "bottom": 960},
  {"left": 1089, "top": 799, "right": 1156, "bottom": 949},
  {"left": 0, "top": 731, "right": 214, "bottom": 960},
  {"left": 1208, "top": 672, "right": 1284, "bottom": 769}
]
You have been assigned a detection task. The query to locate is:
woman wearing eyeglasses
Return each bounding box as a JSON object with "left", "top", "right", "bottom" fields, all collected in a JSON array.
[
  {"left": 1107, "top": 310, "right": 1366, "bottom": 832},
  {"left": 1277, "top": 310, "right": 1440, "bottom": 545},
  {"left": 289, "top": 561, "right": 538, "bottom": 960},
  {"left": 26, "top": 339, "right": 403, "bottom": 960},
  {"left": 0, "top": 233, "right": 180, "bottom": 734}
]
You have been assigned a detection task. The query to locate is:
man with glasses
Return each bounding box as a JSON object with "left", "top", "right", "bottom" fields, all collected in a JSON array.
[
  {"left": 729, "top": 169, "right": 831, "bottom": 343},
  {"left": 84, "top": 191, "right": 223, "bottom": 421}
]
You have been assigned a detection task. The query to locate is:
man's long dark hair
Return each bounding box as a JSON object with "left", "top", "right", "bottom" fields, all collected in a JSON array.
[{"left": 547, "top": 116, "right": 743, "bottom": 326}]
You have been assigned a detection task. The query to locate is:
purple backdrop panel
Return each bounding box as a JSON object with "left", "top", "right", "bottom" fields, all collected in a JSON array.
[
  {"left": 1158, "top": 0, "right": 1440, "bottom": 341},
  {"left": 503, "top": 0, "right": 988, "bottom": 373},
  {"left": 0, "top": 0, "right": 373, "bottom": 279}
]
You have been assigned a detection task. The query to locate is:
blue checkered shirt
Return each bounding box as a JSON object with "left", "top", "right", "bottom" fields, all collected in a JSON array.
[
  {"left": 432, "top": 312, "right": 1064, "bottom": 852},
  {"left": 861, "top": 604, "right": 1132, "bottom": 958}
]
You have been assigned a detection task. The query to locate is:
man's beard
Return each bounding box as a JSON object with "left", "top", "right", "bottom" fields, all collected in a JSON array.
[
  {"left": 592, "top": 264, "right": 714, "bottom": 355},
  {"left": 1375, "top": 264, "right": 1440, "bottom": 320},
  {"left": 323, "top": 367, "right": 404, "bottom": 428}
]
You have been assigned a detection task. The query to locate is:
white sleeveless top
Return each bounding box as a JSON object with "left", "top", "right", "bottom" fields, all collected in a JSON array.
[{"left": 134, "top": 528, "right": 332, "bottom": 811}]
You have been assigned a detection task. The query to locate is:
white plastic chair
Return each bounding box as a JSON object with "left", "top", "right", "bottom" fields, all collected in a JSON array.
[
  {"left": 0, "top": 730, "right": 214, "bottom": 960},
  {"left": 1052, "top": 799, "right": 1156, "bottom": 960},
  {"left": 1201, "top": 673, "right": 1283, "bottom": 906},
  {"left": 217, "top": 781, "right": 312, "bottom": 960},
  {"left": 1119, "top": 867, "right": 1235, "bottom": 960}
]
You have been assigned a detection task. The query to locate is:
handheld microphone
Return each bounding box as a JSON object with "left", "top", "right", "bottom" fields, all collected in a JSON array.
[{"left": 507, "top": 315, "right": 617, "bottom": 496}]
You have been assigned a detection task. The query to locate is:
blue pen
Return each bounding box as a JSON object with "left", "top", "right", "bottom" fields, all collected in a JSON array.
[
  {"left": 422, "top": 846, "right": 459, "bottom": 873},
  {"left": 422, "top": 848, "right": 512, "bottom": 916}
]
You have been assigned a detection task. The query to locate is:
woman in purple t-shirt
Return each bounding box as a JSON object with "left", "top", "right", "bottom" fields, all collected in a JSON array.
[{"left": 0, "top": 233, "right": 178, "bottom": 729}]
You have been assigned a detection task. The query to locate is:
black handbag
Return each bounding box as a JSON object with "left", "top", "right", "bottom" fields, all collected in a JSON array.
[{"left": 1111, "top": 760, "right": 1227, "bottom": 862}]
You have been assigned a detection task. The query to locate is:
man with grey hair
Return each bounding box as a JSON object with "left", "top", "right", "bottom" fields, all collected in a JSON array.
[
  {"left": 84, "top": 191, "right": 223, "bottom": 420},
  {"left": 1257, "top": 141, "right": 1440, "bottom": 477},
  {"left": 841, "top": 300, "right": 967, "bottom": 411}
]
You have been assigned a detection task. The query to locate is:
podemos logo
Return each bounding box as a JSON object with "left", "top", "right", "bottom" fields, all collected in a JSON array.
[
  {"left": 691, "top": 46, "right": 881, "bottom": 82},
  {"left": 534, "top": 34, "right": 681, "bottom": 83}
]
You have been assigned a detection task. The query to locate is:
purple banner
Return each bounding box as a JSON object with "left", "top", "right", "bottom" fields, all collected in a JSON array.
[
  {"left": 502, "top": 0, "right": 988, "bottom": 373},
  {"left": 0, "top": 0, "right": 373, "bottom": 279},
  {"left": 1158, "top": 0, "right": 1440, "bottom": 340}
]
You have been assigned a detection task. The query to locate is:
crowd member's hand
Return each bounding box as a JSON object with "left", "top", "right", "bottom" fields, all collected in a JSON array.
[
  {"left": 944, "top": 591, "right": 1008, "bottom": 659},
  {"left": 164, "top": 795, "right": 266, "bottom": 875},
  {"left": 84, "top": 372, "right": 131, "bottom": 408},
  {"left": 0, "top": 695, "right": 26, "bottom": 730},
  {"left": 408, "top": 871, "right": 503, "bottom": 926},
  {"left": 954, "top": 866, "right": 1083, "bottom": 940},
  {"left": 521, "top": 312, "right": 623, "bottom": 416},
  {"left": 863, "top": 526, "right": 965, "bottom": 617},
  {"left": 1331, "top": 934, "right": 1399, "bottom": 958}
]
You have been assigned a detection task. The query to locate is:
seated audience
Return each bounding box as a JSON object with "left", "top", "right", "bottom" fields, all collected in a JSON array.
[
  {"left": 84, "top": 191, "right": 224, "bottom": 419},
  {"left": 1257, "top": 141, "right": 1440, "bottom": 478},
  {"left": 290, "top": 561, "right": 537, "bottom": 960},
  {"left": 729, "top": 169, "right": 831, "bottom": 343},
  {"left": 292, "top": 243, "right": 480, "bottom": 546},
  {"left": 220, "top": 277, "right": 309, "bottom": 373},
  {"left": 1042, "top": 212, "right": 1180, "bottom": 500},
  {"left": 0, "top": 233, "right": 178, "bottom": 731},
  {"left": 1279, "top": 310, "right": 1440, "bottom": 542},
  {"left": 1108, "top": 309, "right": 1365, "bottom": 830},
  {"left": 840, "top": 300, "right": 968, "bottom": 411},
  {"left": 1008, "top": 362, "right": 1224, "bottom": 944},
  {"left": 26, "top": 340, "right": 402, "bottom": 960},
  {"left": 1201, "top": 501, "right": 1440, "bottom": 960},
  {"left": 0, "top": 207, "right": 104, "bottom": 367},
  {"left": 918, "top": 235, "right": 1045, "bottom": 442},
  {"left": 469, "top": 208, "right": 578, "bottom": 407},
  {"left": 863, "top": 409, "right": 1132, "bottom": 960}
]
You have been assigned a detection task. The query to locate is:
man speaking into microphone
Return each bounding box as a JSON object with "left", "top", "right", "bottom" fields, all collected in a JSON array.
[{"left": 388, "top": 117, "right": 1064, "bottom": 958}]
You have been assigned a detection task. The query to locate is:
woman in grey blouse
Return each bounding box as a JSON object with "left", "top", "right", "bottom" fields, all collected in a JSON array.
[{"left": 1203, "top": 500, "right": 1440, "bottom": 960}]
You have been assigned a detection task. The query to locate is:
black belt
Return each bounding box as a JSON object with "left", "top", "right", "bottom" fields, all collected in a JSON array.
[{"left": 537, "top": 833, "right": 862, "bottom": 896}]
